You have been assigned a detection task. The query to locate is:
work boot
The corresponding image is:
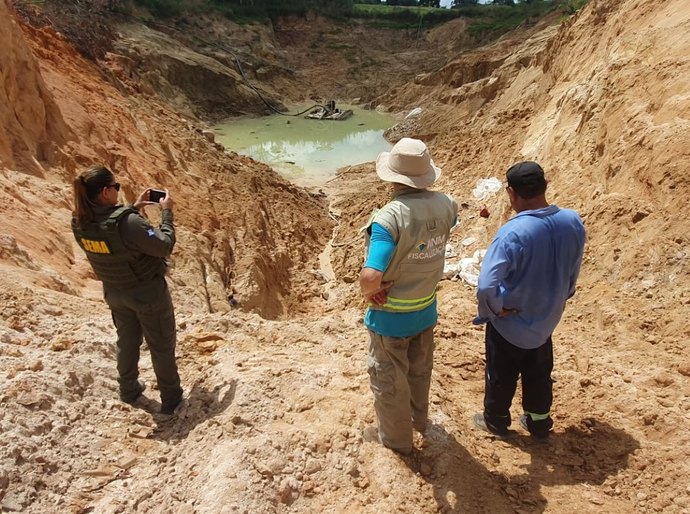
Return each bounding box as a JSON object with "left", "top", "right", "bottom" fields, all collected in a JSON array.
[
  {"left": 519, "top": 414, "right": 552, "bottom": 440},
  {"left": 120, "top": 380, "right": 146, "bottom": 404},
  {"left": 363, "top": 426, "right": 381, "bottom": 444},
  {"left": 362, "top": 425, "right": 412, "bottom": 455},
  {"left": 472, "top": 413, "right": 512, "bottom": 439},
  {"left": 160, "top": 396, "right": 183, "bottom": 416}
]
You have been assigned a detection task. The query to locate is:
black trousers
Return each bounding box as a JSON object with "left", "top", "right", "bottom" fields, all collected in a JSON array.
[{"left": 483, "top": 322, "right": 553, "bottom": 437}]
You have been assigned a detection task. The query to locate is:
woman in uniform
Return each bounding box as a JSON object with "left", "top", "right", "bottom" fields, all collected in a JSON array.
[{"left": 72, "top": 165, "right": 183, "bottom": 415}]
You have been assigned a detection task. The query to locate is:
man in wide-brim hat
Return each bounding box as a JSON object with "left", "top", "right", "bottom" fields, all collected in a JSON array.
[{"left": 359, "top": 137, "right": 458, "bottom": 454}]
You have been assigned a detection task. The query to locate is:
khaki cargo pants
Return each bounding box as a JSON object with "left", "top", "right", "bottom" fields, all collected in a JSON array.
[{"left": 367, "top": 325, "right": 435, "bottom": 453}]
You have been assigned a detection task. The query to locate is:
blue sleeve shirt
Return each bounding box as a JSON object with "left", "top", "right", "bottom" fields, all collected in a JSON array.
[
  {"left": 364, "top": 223, "right": 437, "bottom": 337},
  {"left": 474, "top": 205, "right": 585, "bottom": 349},
  {"left": 364, "top": 223, "right": 396, "bottom": 272}
]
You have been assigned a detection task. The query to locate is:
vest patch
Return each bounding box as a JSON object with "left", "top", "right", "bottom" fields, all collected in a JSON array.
[
  {"left": 80, "top": 238, "right": 111, "bottom": 254},
  {"left": 408, "top": 234, "right": 447, "bottom": 260}
]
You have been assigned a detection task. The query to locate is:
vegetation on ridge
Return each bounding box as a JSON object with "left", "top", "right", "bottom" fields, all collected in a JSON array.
[
  {"left": 125, "top": 0, "right": 588, "bottom": 40},
  {"left": 14, "top": 0, "right": 589, "bottom": 61}
]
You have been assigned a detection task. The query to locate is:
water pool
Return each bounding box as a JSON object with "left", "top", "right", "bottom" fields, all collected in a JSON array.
[{"left": 213, "top": 104, "right": 395, "bottom": 186}]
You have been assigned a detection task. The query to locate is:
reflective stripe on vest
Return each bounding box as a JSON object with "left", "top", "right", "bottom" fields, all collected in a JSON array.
[
  {"left": 364, "top": 190, "right": 457, "bottom": 315},
  {"left": 372, "top": 289, "right": 437, "bottom": 312}
]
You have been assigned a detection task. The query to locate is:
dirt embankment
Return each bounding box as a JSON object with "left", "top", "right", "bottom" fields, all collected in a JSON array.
[
  {"left": 16, "top": 2, "right": 473, "bottom": 122},
  {"left": 1, "top": 0, "right": 689, "bottom": 513},
  {"left": 1, "top": 0, "right": 334, "bottom": 320}
]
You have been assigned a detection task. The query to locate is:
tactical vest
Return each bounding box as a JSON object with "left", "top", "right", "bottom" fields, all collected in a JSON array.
[
  {"left": 72, "top": 206, "right": 166, "bottom": 290},
  {"left": 364, "top": 189, "right": 457, "bottom": 313}
]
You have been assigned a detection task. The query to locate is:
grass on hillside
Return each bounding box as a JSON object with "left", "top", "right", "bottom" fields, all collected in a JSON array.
[
  {"left": 353, "top": 4, "right": 453, "bottom": 17},
  {"left": 353, "top": 1, "right": 585, "bottom": 39},
  {"left": 353, "top": 3, "right": 462, "bottom": 29},
  {"left": 124, "top": 0, "right": 589, "bottom": 42}
]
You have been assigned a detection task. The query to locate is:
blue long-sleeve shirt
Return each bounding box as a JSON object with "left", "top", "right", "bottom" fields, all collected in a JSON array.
[{"left": 474, "top": 205, "right": 585, "bottom": 349}]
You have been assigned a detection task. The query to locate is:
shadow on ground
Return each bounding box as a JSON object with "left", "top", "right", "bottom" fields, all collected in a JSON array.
[
  {"left": 400, "top": 418, "right": 638, "bottom": 513},
  {"left": 404, "top": 423, "right": 515, "bottom": 513},
  {"left": 499, "top": 417, "right": 640, "bottom": 512},
  {"left": 147, "top": 380, "right": 237, "bottom": 441}
]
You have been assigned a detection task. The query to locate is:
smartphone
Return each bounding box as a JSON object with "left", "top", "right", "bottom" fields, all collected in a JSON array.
[{"left": 149, "top": 189, "right": 166, "bottom": 203}]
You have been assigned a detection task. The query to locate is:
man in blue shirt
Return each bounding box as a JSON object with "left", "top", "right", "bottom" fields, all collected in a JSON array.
[
  {"left": 473, "top": 161, "right": 585, "bottom": 439},
  {"left": 359, "top": 138, "right": 457, "bottom": 454}
]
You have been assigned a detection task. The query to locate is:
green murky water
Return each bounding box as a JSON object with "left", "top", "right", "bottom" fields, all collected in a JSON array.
[{"left": 213, "top": 104, "right": 395, "bottom": 186}]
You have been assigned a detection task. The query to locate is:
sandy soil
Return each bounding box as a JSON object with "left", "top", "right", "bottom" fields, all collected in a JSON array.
[{"left": 1, "top": 0, "right": 689, "bottom": 513}]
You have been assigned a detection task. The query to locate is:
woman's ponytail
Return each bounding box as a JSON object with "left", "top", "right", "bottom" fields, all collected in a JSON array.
[{"left": 73, "top": 165, "right": 114, "bottom": 226}]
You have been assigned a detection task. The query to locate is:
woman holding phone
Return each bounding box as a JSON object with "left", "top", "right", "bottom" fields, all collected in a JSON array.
[{"left": 71, "top": 165, "right": 183, "bottom": 415}]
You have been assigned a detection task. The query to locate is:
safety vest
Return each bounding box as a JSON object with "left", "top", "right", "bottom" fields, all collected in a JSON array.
[
  {"left": 364, "top": 189, "right": 457, "bottom": 313},
  {"left": 71, "top": 206, "right": 166, "bottom": 290}
]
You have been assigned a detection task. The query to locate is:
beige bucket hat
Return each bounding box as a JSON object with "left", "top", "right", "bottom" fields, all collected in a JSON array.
[{"left": 376, "top": 137, "right": 441, "bottom": 189}]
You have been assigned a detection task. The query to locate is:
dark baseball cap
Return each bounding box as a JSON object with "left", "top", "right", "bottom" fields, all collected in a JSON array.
[{"left": 506, "top": 161, "right": 546, "bottom": 198}]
